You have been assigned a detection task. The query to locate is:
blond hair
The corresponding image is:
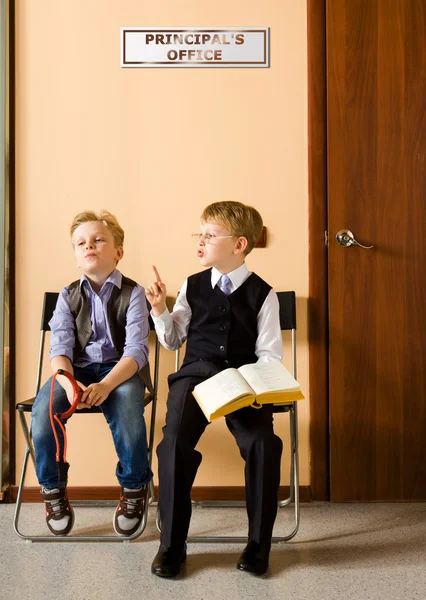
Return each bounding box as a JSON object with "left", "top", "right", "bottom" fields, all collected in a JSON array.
[
  {"left": 70, "top": 210, "right": 124, "bottom": 247},
  {"left": 201, "top": 201, "right": 263, "bottom": 254}
]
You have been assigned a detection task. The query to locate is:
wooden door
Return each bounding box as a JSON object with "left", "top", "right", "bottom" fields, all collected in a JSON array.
[{"left": 327, "top": 0, "right": 426, "bottom": 500}]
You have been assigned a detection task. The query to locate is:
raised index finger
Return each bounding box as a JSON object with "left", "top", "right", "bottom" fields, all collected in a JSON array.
[{"left": 152, "top": 265, "right": 163, "bottom": 283}]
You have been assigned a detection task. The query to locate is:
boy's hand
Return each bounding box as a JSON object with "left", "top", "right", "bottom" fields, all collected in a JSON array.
[
  {"left": 146, "top": 266, "right": 167, "bottom": 316},
  {"left": 80, "top": 382, "right": 111, "bottom": 407},
  {"left": 65, "top": 380, "right": 90, "bottom": 410}
]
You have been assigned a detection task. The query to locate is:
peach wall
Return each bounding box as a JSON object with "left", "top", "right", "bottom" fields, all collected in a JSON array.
[{"left": 15, "top": 1, "right": 308, "bottom": 488}]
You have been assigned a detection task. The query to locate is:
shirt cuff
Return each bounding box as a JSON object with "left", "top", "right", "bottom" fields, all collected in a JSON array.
[
  {"left": 151, "top": 308, "right": 173, "bottom": 333},
  {"left": 122, "top": 348, "right": 149, "bottom": 372},
  {"left": 256, "top": 354, "right": 282, "bottom": 363}
]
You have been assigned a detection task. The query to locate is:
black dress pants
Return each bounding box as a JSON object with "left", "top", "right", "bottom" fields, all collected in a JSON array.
[{"left": 157, "top": 361, "right": 283, "bottom": 548}]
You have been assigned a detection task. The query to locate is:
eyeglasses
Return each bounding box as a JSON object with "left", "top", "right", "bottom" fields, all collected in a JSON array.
[{"left": 191, "top": 233, "right": 234, "bottom": 244}]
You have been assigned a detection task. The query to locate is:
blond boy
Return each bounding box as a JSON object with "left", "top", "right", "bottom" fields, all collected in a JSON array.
[
  {"left": 31, "top": 210, "right": 152, "bottom": 536},
  {"left": 146, "top": 201, "right": 283, "bottom": 576}
]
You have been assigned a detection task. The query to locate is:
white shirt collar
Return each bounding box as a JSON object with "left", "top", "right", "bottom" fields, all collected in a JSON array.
[{"left": 211, "top": 263, "right": 249, "bottom": 291}]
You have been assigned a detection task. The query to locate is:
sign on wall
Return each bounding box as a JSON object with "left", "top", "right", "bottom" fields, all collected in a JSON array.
[{"left": 121, "top": 27, "right": 269, "bottom": 68}]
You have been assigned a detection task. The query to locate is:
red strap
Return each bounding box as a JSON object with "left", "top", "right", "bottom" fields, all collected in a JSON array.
[
  {"left": 49, "top": 370, "right": 82, "bottom": 463},
  {"left": 56, "top": 369, "right": 82, "bottom": 419}
]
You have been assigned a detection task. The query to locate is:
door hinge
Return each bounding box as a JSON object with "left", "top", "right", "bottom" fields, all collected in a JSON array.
[{"left": 325, "top": 230, "right": 329, "bottom": 247}]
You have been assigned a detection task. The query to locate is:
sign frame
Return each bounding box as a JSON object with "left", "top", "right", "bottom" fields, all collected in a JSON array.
[{"left": 121, "top": 27, "right": 270, "bottom": 68}]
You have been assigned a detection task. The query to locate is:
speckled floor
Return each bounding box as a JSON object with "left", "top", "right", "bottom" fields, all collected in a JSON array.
[{"left": 1, "top": 502, "right": 426, "bottom": 600}]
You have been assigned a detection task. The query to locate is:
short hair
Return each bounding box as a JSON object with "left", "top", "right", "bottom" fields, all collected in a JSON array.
[
  {"left": 201, "top": 201, "right": 263, "bottom": 254},
  {"left": 70, "top": 210, "right": 124, "bottom": 247}
]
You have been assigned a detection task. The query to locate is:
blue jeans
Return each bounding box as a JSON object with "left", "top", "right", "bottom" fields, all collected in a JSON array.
[{"left": 31, "top": 362, "right": 153, "bottom": 490}]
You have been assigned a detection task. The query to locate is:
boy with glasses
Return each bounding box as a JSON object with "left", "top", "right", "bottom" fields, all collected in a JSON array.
[{"left": 146, "top": 201, "right": 283, "bottom": 576}]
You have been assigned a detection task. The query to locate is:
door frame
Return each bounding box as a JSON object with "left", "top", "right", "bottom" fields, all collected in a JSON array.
[
  {"left": 0, "top": 0, "right": 15, "bottom": 501},
  {"left": 307, "top": 0, "right": 329, "bottom": 501}
]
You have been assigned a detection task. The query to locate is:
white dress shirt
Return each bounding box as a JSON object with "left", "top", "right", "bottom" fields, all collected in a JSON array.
[{"left": 151, "top": 263, "right": 282, "bottom": 362}]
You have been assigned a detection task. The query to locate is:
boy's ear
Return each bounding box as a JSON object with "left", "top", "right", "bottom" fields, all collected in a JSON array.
[
  {"left": 116, "top": 246, "right": 124, "bottom": 262},
  {"left": 234, "top": 236, "right": 248, "bottom": 254}
]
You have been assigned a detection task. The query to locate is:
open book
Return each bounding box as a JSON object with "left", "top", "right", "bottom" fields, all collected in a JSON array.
[{"left": 192, "top": 361, "right": 304, "bottom": 422}]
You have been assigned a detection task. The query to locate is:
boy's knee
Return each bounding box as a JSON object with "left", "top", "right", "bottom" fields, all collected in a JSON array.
[
  {"left": 241, "top": 429, "right": 282, "bottom": 454},
  {"left": 31, "top": 407, "right": 52, "bottom": 442},
  {"left": 113, "top": 377, "right": 144, "bottom": 402},
  {"left": 32, "top": 396, "right": 51, "bottom": 427}
]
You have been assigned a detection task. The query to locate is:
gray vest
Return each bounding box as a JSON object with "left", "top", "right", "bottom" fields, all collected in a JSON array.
[{"left": 67, "top": 276, "right": 153, "bottom": 393}]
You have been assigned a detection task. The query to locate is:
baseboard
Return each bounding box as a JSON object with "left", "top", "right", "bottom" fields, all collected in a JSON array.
[{"left": 9, "top": 485, "right": 312, "bottom": 503}]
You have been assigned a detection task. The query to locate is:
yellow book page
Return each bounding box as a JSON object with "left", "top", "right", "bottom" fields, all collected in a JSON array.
[
  {"left": 209, "top": 394, "right": 255, "bottom": 420},
  {"left": 209, "top": 390, "right": 304, "bottom": 420},
  {"left": 255, "top": 390, "right": 305, "bottom": 405}
]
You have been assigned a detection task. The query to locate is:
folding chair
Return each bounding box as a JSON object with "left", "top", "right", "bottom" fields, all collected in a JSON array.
[
  {"left": 14, "top": 292, "right": 160, "bottom": 543},
  {"left": 156, "top": 291, "right": 300, "bottom": 543}
]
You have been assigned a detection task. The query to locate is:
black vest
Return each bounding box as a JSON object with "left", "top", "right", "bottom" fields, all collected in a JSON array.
[
  {"left": 182, "top": 269, "right": 272, "bottom": 369},
  {"left": 67, "top": 275, "right": 138, "bottom": 361}
]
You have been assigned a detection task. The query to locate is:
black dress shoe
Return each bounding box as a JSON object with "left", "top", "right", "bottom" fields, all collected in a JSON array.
[
  {"left": 237, "top": 540, "right": 270, "bottom": 575},
  {"left": 151, "top": 543, "right": 187, "bottom": 578}
]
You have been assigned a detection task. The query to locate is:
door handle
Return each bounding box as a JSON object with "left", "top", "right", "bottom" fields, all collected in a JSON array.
[{"left": 335, "top": 229, "right": 374, "bottom": 249}]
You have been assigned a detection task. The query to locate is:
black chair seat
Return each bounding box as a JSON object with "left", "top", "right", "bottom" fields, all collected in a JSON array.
[
  {"left": 16, "top": 399, "right": 35, "bottom": 412},
  {"left": 273, "top": 404, "right": 292, "bottom": 413}
]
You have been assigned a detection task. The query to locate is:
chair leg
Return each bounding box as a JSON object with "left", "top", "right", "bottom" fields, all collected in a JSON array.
[
  {"left": 148, "top": 480, "right": 155, "bottom": 506},
  {"left": 156, "top": 504, "right": 161, "bottom": 534},
  {"left": 19, "top": 412, "right": 36, "bottom": 467},
  {"left": 146, "top": 393, "right": 157, "bottom": 506},
  {"left": 13, "top": 444, "right": 32, "bottom": 539},
  {"left": 273, "top": 405, "right": 300, "bottom": 542},
  {"left": 279, "top": 407, "right": 295, "bottom": 508}
]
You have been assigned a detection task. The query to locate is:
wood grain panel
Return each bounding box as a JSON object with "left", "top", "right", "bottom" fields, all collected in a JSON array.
[{"left": 327, "top": 0, "right": 426, "bottom": 500}]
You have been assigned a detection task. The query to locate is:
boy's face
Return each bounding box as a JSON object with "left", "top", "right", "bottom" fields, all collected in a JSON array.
[
  {"left": 196, "top": 220, "right": 247, "bottom": 273},
  {"left": 73, "top": 221, "right": 123, "bottom": 278}
]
